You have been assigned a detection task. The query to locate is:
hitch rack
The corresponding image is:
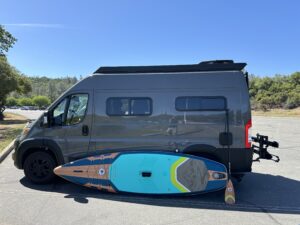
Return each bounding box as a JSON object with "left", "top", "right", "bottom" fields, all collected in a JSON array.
[{"left": 251, "top": 133, "right": 280, "bottom": 162}]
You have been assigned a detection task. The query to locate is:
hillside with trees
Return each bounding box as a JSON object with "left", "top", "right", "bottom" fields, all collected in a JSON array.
[
  {"left": 10, "top": 76, "right": 78, "bottom": 102},
  {"left": 249, "top": 73, "right": 300, "bottom": 110},
  {"left": 27, "top": 76, "right": 78, "bottom": 101},
  {"left": 8, "top": 76, "right": 78, "bottom": 105}
]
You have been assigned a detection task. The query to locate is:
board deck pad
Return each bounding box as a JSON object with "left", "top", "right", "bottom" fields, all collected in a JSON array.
[
  {"left": 54, "top": 152, "right": 227, "bottom": 195},
  {"left": 177, "top": 158, "right": 208, "bottom": 192}
]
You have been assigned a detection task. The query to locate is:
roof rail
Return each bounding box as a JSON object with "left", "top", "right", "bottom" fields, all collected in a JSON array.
[
  {"left": 94, "top": 60, "right": 246, "bottom": 74},
  {"left": 199, "top": 60, "right": 234, "bottom": 65}
]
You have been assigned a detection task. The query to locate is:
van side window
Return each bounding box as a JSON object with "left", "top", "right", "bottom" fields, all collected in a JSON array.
[
  {"left": 107, "top": 98, "right": 152, "bottom": 116},
  {"left": 66, "top": 94, "right": 89, "bottom": 125},
  {"left": 175, "top": 97, "right": 226, "bottom": 111},
  {"left": 107, "top": 98, "right": 129, "bottom": 116},
  {"left": 131, "top": 99, "right": 151, "bottom": 115},
  {"left": 52, "top": 98, "right": 68, "bottom": 126}
]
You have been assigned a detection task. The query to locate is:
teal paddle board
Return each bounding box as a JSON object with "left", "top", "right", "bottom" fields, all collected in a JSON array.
[{"left": 54, "top": 151, "right": 227, "bottom": 194}]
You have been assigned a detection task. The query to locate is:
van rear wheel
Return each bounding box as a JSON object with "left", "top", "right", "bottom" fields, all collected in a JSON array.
[
  {"left": 23, "top": 151, "right": 56, "bottom": 184},
  {"left": 232, "top": 174, "right": 244, "bottom": 182}
]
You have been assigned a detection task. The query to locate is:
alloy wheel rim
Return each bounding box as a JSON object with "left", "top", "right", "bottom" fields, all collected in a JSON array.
[{"left": 29, "top": 158, "right": 51, "bottom": 178}]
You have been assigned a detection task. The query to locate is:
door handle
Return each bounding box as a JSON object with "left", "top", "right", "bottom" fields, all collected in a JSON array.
[{"left": 82, "top": 125, "right": 89, "bottom": 136}]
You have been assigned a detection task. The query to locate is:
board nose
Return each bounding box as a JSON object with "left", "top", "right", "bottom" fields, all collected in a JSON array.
[{"left": 53, "top": 165, "right": 63, "bottom": 176}]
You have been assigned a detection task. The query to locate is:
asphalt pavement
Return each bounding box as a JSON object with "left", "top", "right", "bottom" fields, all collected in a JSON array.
[{"left": 0, "top": 112, "right": 299, "bottom": 225}]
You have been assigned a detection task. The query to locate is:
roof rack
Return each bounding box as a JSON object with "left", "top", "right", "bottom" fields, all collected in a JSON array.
[{"left": 94, "top": 60, "right": 246, "bottom": 74}]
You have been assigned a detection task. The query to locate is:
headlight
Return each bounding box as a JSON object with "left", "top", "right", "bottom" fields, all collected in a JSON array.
[
  {"left": 22, "top": 122, "right": 31, "bottom": 136},
  {"left": 22, "top": 127, "right": 30, "bottom": 136}
]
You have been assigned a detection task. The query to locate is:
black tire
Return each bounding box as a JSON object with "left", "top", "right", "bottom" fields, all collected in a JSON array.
[
  {"left": 23, "top": 151, "right": 56, "bottom": 184},
  {"left": 232, "top": 174, "right": 244, "bottom": 182}
]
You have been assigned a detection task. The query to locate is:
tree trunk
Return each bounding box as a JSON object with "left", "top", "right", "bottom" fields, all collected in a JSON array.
[{"left": 0, "top": 106, "right": 5, "bottom": 121}]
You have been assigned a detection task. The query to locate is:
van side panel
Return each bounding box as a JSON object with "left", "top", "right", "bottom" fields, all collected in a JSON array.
[
  {"left": 90, "top": 91, "right": 173, "bottom": 153},
  {"left": 71, "top": 71, "right": 253, "bottom": 173}
]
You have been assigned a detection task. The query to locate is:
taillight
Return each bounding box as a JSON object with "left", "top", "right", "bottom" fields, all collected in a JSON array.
[{"left": 245, "top": 119, "right": 252, "bottom": 148}]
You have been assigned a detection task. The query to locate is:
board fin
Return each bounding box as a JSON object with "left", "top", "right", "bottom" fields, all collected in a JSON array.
[{"left": 225, "top": 179, "right": 235, "bottom": 204}]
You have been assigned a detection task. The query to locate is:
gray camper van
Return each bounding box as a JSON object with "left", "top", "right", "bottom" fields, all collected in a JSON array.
[{"left": 13, "top": 60, "right": 254, "bottom": 184}]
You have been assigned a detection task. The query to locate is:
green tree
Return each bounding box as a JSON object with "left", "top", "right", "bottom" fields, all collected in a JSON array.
[
  {"left": 0, "top": 25, "right": 17, "bottom": 55},
  {"left": 48, "top": 81, "right": 57, "bottom": 102},
  {"left": 0, "top": 56, "right": 32, "bottom": 119},
  {"left": 18, "top": 97, "right": 34, "bottom": 106},
  {"left": 290, "top": 72, "right": 300, "bottom": 85},
  {"left": 32, "top": 95, "right": 51, "bottom": 108},
  {"left": 0, "top": 26, "right": 31, "bottom": 120},
  {"left": 6, "top": 97, "right": 18, "bottom": 106},
  {"left": 284, "top": 92, "right": 300, "bottom": 109}
]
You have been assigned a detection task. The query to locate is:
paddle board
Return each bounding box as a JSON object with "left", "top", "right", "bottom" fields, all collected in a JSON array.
[{"left": 54, "top": 152, "right": 227, "bottom": 194}]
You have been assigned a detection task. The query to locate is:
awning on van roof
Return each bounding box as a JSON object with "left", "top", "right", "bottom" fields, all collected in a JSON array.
[{"left": 94, "top": 60, "right": 247, "bottom": 74}]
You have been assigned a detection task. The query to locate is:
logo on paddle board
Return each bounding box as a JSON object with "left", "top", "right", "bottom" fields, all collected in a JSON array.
[{"left": 98, "top": 168, "right": 105, "bottom": 176}]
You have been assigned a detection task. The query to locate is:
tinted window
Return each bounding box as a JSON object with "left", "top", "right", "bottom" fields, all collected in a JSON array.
[
  {"left": 52, "top": 98, "right": 67, "bottom": 126},
  {"left": 66, "top": 94, "right": 88, "bottom": 125},
  {"left": 176, "top": 97, "right": 226, "bottom": 111},
  {"left": 107, "top": 98, "right": 152, "bottom": 116},
  {"left": 106, "top": 98, "right": 129, "bottom": 116},
  {"left": 131, "top": 99, "right": 151, "bottom": 115}
]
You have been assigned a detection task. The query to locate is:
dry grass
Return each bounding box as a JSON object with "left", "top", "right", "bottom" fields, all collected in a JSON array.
[
  {"left": 0, "top": 113, "right": 27, "bottom": 153},
  {"left": 252, "top": 107, "right": 300, "bottom": 117}
]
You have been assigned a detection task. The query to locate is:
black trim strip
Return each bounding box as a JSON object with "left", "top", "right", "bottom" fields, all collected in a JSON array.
[{"left": 94, "top": 61, "right": 246, "bottom": 74}]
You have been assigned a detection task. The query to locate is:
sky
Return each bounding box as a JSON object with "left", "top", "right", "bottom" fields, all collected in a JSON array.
[{"left": 1, "top": 0, "right": 299, "bottom": 78}]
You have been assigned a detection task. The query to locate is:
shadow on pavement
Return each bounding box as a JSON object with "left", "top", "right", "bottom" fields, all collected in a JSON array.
[{"left": 20, "top": 172, "right": 300, "bottom": 214}]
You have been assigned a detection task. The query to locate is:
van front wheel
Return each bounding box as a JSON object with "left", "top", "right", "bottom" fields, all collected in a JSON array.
[{"left": 23, "top": 151, "right": 56, "bottom": 184}]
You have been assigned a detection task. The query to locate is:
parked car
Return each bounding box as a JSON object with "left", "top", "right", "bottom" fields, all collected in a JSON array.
[
  {"left": 20, "top": 106, "right": 30, "bottom": 110},
  {"left": 13, "top": 60, "right": 253, "bottom": 184}
]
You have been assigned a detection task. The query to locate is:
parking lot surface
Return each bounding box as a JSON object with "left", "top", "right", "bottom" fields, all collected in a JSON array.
[
  {"left": 4, "top": 109, "right": 44, "bottom": 120},
  {"left": 0, "top": 116, "right": 299, "bottom": 225}
]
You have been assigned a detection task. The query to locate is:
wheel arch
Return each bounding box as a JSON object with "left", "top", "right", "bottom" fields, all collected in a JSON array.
[
  {"left": 182, "top": 144, "right": 222, "bottom": 162},
  {"left": 17, "top": 138, "right": 65, "bottom": 169}
]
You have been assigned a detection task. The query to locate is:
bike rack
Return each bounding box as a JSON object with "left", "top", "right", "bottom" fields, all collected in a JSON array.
[{"left": 251, "top": 133, "right": 280, "bottom": 162}]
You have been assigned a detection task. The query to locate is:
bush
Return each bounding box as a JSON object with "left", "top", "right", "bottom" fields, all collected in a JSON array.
[
  {"left": 250, "top": 73, "right": 300, "bottom": 110},
  {"left": 6, "top": 97, "right": 18, "bottom": 106},
  {"left": 284, "top": 93, "right": 300, "bottom": 109},
  {"left": 18, "top": 97, "right": 34, "bottom": 106},
  {"left": 32, "top": 95, "right": 50, "bottom": 108}
]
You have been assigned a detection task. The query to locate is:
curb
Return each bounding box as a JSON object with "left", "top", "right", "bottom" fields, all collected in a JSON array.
[{"left": 0, "top": 139, "right": 15, "bottom": 163}]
